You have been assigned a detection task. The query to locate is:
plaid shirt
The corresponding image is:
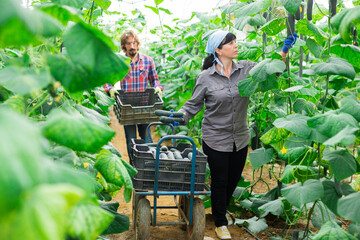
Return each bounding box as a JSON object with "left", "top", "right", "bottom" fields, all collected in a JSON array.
[{"left": 120, "top": 54, "right": 161, "bottom": 92}]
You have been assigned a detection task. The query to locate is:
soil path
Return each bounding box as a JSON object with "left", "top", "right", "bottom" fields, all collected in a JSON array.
[{"left": 108, "top": 109, "right": 280, "bottom": 240}]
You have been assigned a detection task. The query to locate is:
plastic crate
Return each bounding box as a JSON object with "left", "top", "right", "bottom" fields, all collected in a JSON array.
[
  {"left": 131, "top": 144, "right": 207, "bottom": 191},
  {"left": 113, "top": 88, "right": 163, "bottom": 125}
]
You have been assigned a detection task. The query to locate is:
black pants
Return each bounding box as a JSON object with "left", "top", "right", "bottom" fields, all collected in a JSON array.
[
  {"left": 124, "top": 124, "right": 148, "bottom": 158},
  {"left": 202, "top": 140, "right": 248, "bottom": 227}
]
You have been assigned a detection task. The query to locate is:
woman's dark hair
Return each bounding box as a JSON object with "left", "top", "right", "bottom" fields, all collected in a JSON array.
[{"left": 202, "top": 32, "right": 236, "bottom": 70}]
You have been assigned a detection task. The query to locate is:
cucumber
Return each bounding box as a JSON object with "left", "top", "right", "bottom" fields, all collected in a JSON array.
[
  {"left": 330, "top": 0, "right": 337, "bottom": 17},
  {"left": 159, "top": 116, "right": 184, "bottom": 124},
  {"left": 295, "top": 7, "right": 301, "bottom": 20},
  {"left": 159, "top": 153, "right": 168, "bottom": 159},
  {"left": 160, "top": 145, "right": 168, "bottom": 152},
  {"left": 287, "top": 12, "right": 295, "bottom": 36},
  {"left": 188, "top": 152, "right": 193, "bottom": 161},
  {"left": 155, "top": 110, "right": 184, "bottom": 117},
  {"left": 307, "top": 0, "right": 313, "bottom": 21},
  {"left": 173, "top": 151, "right": 183, "bottom": 160},
  {"left": 167, "top": 151, "right": 175, "bottom": 160}
]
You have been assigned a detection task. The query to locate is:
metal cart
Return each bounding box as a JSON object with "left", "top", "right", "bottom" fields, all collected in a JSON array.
[{"left": 131, "top": 123, "right": 211, "bottom": 240}]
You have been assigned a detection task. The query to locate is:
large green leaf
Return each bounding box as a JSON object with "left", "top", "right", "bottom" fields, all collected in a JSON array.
[
  {"left": 260, "top": 127, "right": 291, "bottom": 145},
  {"left": 47, "top": 146, "right": 79, "bottom": 165},
  {"left": 307, "top": 110, "right": 358, "bottom": 140},
  {"left": 281, "top": 0, "right": 302, "bottom": 15},
  {"left": 331, "top": 44, "right": 360, "bottom": 68},
  {"left": 338, "top": 6, "right": 360, "bottom": 43},
  {"left": 323, "top": 126, "right": 358, "bottom": 146},
  {"left": 0, "top": 0, "right": 62, "bottom": 47},
  {"left": 293, "top": 98, "right": 316, "bottom": 116},
  {"left": 42, "top": 109, "right": 115, "bottom": 153},
  {"left": 2, "top": 183, "right": 84, "bottom": 240},
  {"left": 238, "top": 78, "right": 258, "bottom": 97},
  {"left": 74, "top": 104, "right": 109, "bottom": 125},
  {"left": 0, "top": 66, "right": 52, "bottom": 95},
  {"left": 281, "top": 179, "right": 324, "bottom": 208},
  {"left": 249, "top": 148, "right": 274, "bottom": 169},
  {"left": 331, "top": 8, "right": 351, "bottom": 33},
  {"left": 338, "top": 193, "right": 360, "bottom": 223},
  {"left": 95, "top": 150, "right": 133, "bottom": 202},
  {"left": 249, "top": 59, "right": 285, "bottom": 82},
  {"left": 235, "top": 216, "right": 268, "bottom": 233},
  {"left": 321, "top": 180, "right": 355, "bottom": 215},
  {"left": 99, "top": 201, "right": 130, "bottom": 234},
  {"left": 340, "top": 95, "right": 360, "bottom": 122},
  {"left": 94, "top": 0, "right": 111, "bottom": 10},
  {"left": 278, "top": 146, "right": 307, "bottom": 164},
  {"left": 348, "top": 223, "right": 360, "bottom": 240},
  {"left": 312, "top": 57, "right": 356, "bottom": 79},
  {"left": 63, "top": 22, "right": 130, "bottom": 87},
  {"left": 280, "top": 165, "right": 318, "bottom": 184},
  {"left": 39, "top": 4, "right": 82, "bottom": 26},
  {"left": 50, "top": 0, "right": 87, "bottom": 8},
  {"left": 323, "top": 149, "right": 357, "bottom": 181},
  {"left": 260, "top": 17, "right": 286, "bottom": 36},
  {"left": 0, "top": 108, "right": 45, "bottom": 216},
  {"left": 66, "top": 202, "right": 114, "bottom": 240},
  {"left": 307, "top": 38, "right": 325, "bottom": 59},
  {"left": 258, "top": 198, "right": 285, "bottom": 217},
  {"left": 312, "top": 221, "right": 357, "bottom": 240},
  {"left": 296, "top": 19, "right": 327, "bottom": 39},
  {"left": 1, "top": 94, "right": 25, "bottom": 114},
  {"left": 234, "top": 0, "right": 271, "bottom": 17}
]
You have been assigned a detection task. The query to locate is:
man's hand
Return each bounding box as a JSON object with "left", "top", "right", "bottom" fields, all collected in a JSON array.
[
  {"left": 282, "top": 32, "right": 298, "bottom": 53},
  {"left": 109, "top": 88, "right": 118, "bottom": 98},
  {"left": 154, "top": 86, "right": 162, "bottom": 98}
]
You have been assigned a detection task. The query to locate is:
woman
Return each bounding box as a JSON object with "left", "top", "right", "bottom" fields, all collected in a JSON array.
[{"left": 179, "top": 30, "right": 296, "bottom": 239}]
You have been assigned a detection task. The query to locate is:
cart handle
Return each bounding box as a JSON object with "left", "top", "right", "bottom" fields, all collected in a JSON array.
[{"left": 145, "top": 122, "right": 175, "bottom": 146}]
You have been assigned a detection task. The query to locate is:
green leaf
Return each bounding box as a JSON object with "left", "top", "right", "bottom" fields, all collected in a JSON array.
[
  {"left": 94, "top": 0, "right": 111, "bottom": 10},
  {"left": 0, "top": 66, "right": 51, "bottom": 95},
  {"left": 323, "top": 149, "right": 357, "bottom": 181},
  {"left": 312, "top": 221, "right": 357, "bottom": 240},
  {"left": 66, "top": 202, "right": 114, "bottom": 240},
  {"left": 235, "top": 216, "right": 268, "bottom": 233},
  {"left": 260, "top": 18, "right": 286, "bottom": 36},
  {"left": 338, "top": 6, "right": 360, "bottom": 43},
  {"left": 280, "top": 165, "right": 318, "bottom": 184},
  {"left": 281, "top": 0, "right": 302, "bottom": 15},
  {"left": 144, "top": 5, "right": 158, "bottom": 15},
  {"left": 330, "top": 44, "right": 360, "bottom": 68},
  {"left": 293, "top": 98, "right": 316, "bottom": 116},
  {"left": 278, "top": 146, "right": 307, "bottom": 164},
  {"left": 1, "top": 94, "right": 25, "bottom": 114},
  {"left": 249, "top": 148, "right": 274, "bottom": 169},
  {"left": 50, "top": 0, "right": 87, "bottom": 8},
  {"left": 95, "top": 150, "right": 133, "bottom": 202},
  {"left": 250, "top": 59, "right": 284, "bottom": 82},
  {"left": 281, "top": 179, "right": 324, "bottom": 208},
  {"left": 0, "top": 108, "right": 45, "bottom": 216},
  {"left": 4, "top": 184, "right": 84, "bottom": 240},
  {"left": 348, "top": 223, "right": 360, "bottom": 240},
  {"left": 340, "top": 95, "right": 360, "bottom": 122},
  {"left": 331, "top": 8, "right": 351, "bottom": 33},
  {"left": 74, "top": 104, "right": 110, "bottom": 125},
  {"left": 258, "top": 198, "right": 285, "bottom": 217},
  {"left": 260, "top": 127, "right": 291, "bottom": 145},
  {"left": 338, "top": 193, "right": 360, "bottom": 224},
  {"left": 323, "top": 126, "right": 358, "bottom": 146},
  {"left": 307, "top": 38, "right": 325, "bottom": 59},
  {"left": 154, "top": 0, "right": 164, "bottom": 5},
  {"left": 238, "top": 78, "right": 258, "bottom": 97},
  {"left": 234, "top": 0, "right": 272, "bottom": 18},
  {"left": 42, "top": 109, "right": 115, "bottom": 153},
  {"left": 247, "top": 14, "right": 266, "bottom": 27},
  {"left": 0, "top": 0, "right": 61, "bottom": 47},
  {"left": 48, "top": 146, "right": 79, "bottom": 165},
  {"left": 296, "top": 19, "right": 327, "bottom": 39},
  {"left": 307, "top": 110, "right": 358, "bottom": 140},
  {"left": 99, "top": 201, "right": 130, "bottom": 234},
  {"left": 159, "top": 7, "right": 171, "bottom": 15},
  {"left": 312, "top": 201, "right": 336, "bottom": 229},
  {"left": 63, "top": 22, "right": 130, "bottom": 87},
  {"left": 39, "top": 4, "right": 82, "bottom": 25},
  {"left": 312, "top": 57, "right": 356, "bottom": 79}
]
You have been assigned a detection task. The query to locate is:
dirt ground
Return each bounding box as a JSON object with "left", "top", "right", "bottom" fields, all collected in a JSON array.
[{"left": 107, "top": 110, "right": 307, "bottom": 240}]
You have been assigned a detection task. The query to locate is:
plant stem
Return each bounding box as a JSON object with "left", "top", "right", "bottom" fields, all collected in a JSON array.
[
  {"left": 286, "top": 55, "right": 292, "bottom": 113},
  {"left": 89, "top": 1, "right": 95, "bottom": 24},
  {"left": 303, "top": 200, "right": 318, "bottom": 239},
  {"left": 322, "top": 75, "right": 329, "bottom": 113}
]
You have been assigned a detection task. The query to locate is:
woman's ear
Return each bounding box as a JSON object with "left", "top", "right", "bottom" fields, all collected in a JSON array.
[{"left": 215, "top": 48, "right": 221, "bottom": 56}]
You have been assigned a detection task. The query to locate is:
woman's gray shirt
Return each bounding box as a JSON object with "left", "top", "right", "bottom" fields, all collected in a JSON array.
[{"left": 180, "top": 60, "right": 256, "bottom": 152}]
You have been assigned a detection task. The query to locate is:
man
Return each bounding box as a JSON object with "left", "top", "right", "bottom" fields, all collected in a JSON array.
[{"left": 104, "top": 30, "right": 163, "bottom": 158}]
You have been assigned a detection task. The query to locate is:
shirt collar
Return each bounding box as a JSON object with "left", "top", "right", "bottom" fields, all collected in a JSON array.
[{"left": 208, "top": 61, "right": 245, "bottom": 76}]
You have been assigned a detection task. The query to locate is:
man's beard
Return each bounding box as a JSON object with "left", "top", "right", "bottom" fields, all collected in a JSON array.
[{"left": 128, "top": 49, "right": 137, "bottom": 57}]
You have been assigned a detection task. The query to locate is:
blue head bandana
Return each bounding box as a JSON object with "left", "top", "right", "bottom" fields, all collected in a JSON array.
[{"left": 205, "top": 30, "right": 229, "bottom": 73}]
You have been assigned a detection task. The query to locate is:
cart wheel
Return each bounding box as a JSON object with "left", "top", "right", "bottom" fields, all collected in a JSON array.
[
  {"left": 181, "top": 197, "right": 205, "bottom": 240},
  {"left": 134, "top": 198, "right": 151, "bottom": 240},
  {"left": 132, "top": 192, "right": 145, "bottom": 230}
]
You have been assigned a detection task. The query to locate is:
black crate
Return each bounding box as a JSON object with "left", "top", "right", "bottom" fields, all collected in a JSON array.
[
  {"left": 114, "top": 88, "right": 163, "bottom": 125},
  {"left": 131, "top": 144, "right": 207, "bottom": 191}
]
